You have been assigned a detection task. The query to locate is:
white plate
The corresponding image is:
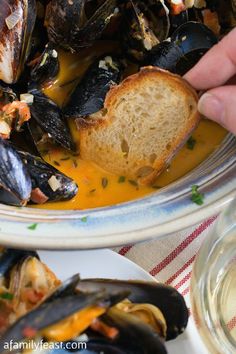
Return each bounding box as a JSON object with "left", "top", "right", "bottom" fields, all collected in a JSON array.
[{"left": 39, "top": 249, "right": 208, "bottom": 354}]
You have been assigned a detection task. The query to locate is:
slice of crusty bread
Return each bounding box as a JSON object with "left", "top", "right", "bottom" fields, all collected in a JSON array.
[{"left": 79, "top": 66, "right": 200, "bottom": 185}]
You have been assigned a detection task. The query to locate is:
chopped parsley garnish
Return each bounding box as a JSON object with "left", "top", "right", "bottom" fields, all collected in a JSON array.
[
  {"left": 187, "top": 136, "right": 196, "bottom": 150},
  {"left": 60, "top": 157, "right": 70, "bottom": 161},
  {"left": 102, "top": 177, "right": 108, "bottom": 189},
  {"left": 53, "top": 161, "right": 60, "bottom": 167},
  {"left": 118, "top": 176, "right": 126, "bottom": 183},
  {"left": 0, "top": 292, "right": 13, "bottom": 300},
  {"left": 27, "top": 223, "right": 38, "bottom": 230},
  {"left": 81, "top": 216, "right": 88, "bottom": 223},
  {"left": 191, "top": 185, "right": 204, "bottom": 205},
  {"left": 128, "top": 180, "right": 138, "bottom": 187}
]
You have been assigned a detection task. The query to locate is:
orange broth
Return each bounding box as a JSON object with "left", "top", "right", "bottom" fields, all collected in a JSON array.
[{"left": 32, "top": 45, "right": 227, "bottom": 210}]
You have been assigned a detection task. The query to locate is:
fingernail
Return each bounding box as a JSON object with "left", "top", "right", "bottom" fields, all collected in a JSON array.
[{"left": 198, "top": 93, "right": 225, "bottom": 124}]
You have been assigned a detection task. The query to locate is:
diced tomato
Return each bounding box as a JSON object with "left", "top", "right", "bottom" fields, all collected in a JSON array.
[
  {"left": 31, "top": 188, "right": 49, "bottom": 204},
  {"left": 22, "top": 326, "right": 37, "bottom": 338}
]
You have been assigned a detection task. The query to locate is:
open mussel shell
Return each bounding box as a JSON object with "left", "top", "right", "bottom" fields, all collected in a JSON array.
[
  {"left": 0, "top": 0, "right": 36, "bottom": 84},
  {"left": 0, "top": 274, "right": 129, "bottom": 354},
  {"left": 0, "top": 139, "right": 31, "bottom": 206},
  {"left": 45, "top": 0, "right": 118, "bottom": 52},
  {"left": 78, "top": 279, "right": 188, "bottom": 340},
  {"left": 29, "top": 89, "right": 75, "bottom": 151},
  {"left": 17, "top": 150, "right": 78, "bottom": 204},
  {"left": 64, "top": 55, "right": 123, "bottom": 120},
  {"left": 122, "top": 0, "right": 170, "bottom": 62},
  {"left": 0, "top": 248, "right": 38, "bottom": 279}
]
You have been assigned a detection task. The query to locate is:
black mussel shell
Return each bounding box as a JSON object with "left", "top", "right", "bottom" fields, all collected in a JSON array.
[
  {"left": 144, "top": 21, "right": 218, "bottom": 75},
  {"left": 122, "top": 0, "right": 170, "bottom": 62},
  {"left": 101, "top": 308, "right": 167, "bottom": 354},
  {"left": 0, "top": 139, "right": 31, "bottom": 206},
  {"left": 64, "top": 55, "right": 123, "bottom": 119},
  {"left": 0, "top": 249, "right": 39, "bottom": 279},
  {"left": 61, "top": 308, "right": 167, "bottom": 354},
  {"left": 29, "top": 89, "right": 75, "bottom": 151},
  {"left": 17, "top": 150, "right": 78, "bottom": 203},
  {"left": 45, "top": 0, "right": 118, "bottom": 52},
  {"left": 78, "top": 279, "right": 188, "bottom": 340},
  {"left": 0, "top": 84, "right": 16, "bottom": 104},
  {"left": 143, "top": 41, "right": 183, "bottom": 72},
  {"left": 169, "top": 10, "right": 189, "bottom": 34},
  {"left": 171, "top": 21, "right": 218, "bottom": 74},
  {"left": 29, "top": 44, "right": 59, "bottom": 87},
  {"left": 0, "top": 292, "right": 106, "bottom": 353}
]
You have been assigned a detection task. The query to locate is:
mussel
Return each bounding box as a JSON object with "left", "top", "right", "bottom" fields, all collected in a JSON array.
[
  {"left": 17, "top": 150, "right": 78, "bottom": 204},
  {"left": 29, "top": 43, "right": 59, "bottom": 87},
  {"left": 122, "top": 0, "right": 170, "bottom": 62},
  {"left": 29, "top": 89, "right": 75, "bottom": 151},
  {"left": 0, "top": 137, "right": 78, "bottom": 206},
  {"left": 64, "top": 55, "right": 124, "bottom": 120},
  {"left": 144, "top": 21, "right": 218, "bottom": 75},
  {"left": 77, "top": 278, "right": 189, "bottom": 340},
  {"left": 45, "top": 0, "right": 118, "bottom": 52},
  {"left": 0, "top": 249, "right": 59, "bottom": 335},
  {"left": 0, "top": 0, "right": 36, "bottom": 84},
  {"left": 0, "top": 250, "right": 189, "bottom": 354},
  {"left": 0, "top": 138, "right": 31, "bottom": 206}
]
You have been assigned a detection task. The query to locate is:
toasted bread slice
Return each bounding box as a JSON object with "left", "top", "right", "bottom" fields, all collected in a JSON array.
[{"left": 79, "top": 67, "right": 200, "bottom": 185}]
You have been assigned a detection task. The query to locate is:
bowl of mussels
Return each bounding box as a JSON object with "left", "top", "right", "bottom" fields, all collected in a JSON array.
[
  {"left": 0, "top": 0, "right": 235, "bottom": 249},
  {"left": 0, "top": 248, "right": 189, "bottom": 354}
]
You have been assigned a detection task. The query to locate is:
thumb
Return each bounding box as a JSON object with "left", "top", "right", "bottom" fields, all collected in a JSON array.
[{"left": 198, "top": 86, "right": 236, "bottom": 135}]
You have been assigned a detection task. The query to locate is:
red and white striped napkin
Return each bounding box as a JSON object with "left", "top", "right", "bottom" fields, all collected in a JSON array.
[{"left": 114, "top": 215, "right": 217, "bottom": 299}]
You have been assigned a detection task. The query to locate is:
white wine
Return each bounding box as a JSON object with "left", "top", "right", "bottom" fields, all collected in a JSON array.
[{"left": 191, "top": 214, "right": 236, "bottom": 354}]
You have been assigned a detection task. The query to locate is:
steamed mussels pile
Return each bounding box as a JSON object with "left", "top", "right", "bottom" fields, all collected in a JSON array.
[
  {"left": 0, "top": 0, "right": 235, "bottom": 207},
  {"left": 0, "top": 249, "right": 188, "bottom": 353}
]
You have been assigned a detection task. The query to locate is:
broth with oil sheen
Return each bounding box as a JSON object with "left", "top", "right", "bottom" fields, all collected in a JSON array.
[{"left": 33, "top": 46, "right": 227, "bottom": 210}]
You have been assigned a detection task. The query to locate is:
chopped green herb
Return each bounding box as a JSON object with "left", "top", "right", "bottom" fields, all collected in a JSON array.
[
  {"left": 72, "top": 160, "right": 78, "bottom": 168},
  {"left": 102, "top": 177, "right": 108, "bottom": 189},
  {"left": 60, "top": 157, "right": 70, "bottom": 161},
  {"left": 27, "top": 223, "right": 38, "bottom": 230},
  {"left": 191, "top": 185, "right": 204, "bottom": 205},
  {"left": 128, "top": 180, "right": 138, "bottom": 187},
  {"left": 53, "top": 161, "right": 60, "bottom": 167},
  {"left": 0, "top": 292, "right": 14, "bottom": 300},
  {"left": 187, "top": 136, "right": 196, "bottom": 150},
  {"left": 81, "top": 216, "right": 88, "bottom": 223},
  {"left": 118, "top": 176, "right": 126, "bottom": 183},
  {"left": 89, "top": 189, "right": 96, "bottom": 194}
]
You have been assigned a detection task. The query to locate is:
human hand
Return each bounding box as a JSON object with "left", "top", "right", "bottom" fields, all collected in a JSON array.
[{"left": 184, "top": 27, "right": 236, "bottom": 135}]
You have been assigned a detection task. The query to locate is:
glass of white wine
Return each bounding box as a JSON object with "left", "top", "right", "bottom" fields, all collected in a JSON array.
[{"left": 191, "top": 196, "right": 236, "bottom": 354}]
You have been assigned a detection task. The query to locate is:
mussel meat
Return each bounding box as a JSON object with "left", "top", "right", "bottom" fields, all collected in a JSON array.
[
  {"left": 0, "top": 249, "right": 59, "bottom": 334},
  {"left": 0, "top": 0, "right": 36, "bottom": 84},
  {"left": 45, "top": 0, "right": 118, "bottom": 52},
  {"left": 64, "top": 55, "right": 123, "bottom": 120},
  {"left": 122, "top": 0, "right": 170, "bottom": 62}
]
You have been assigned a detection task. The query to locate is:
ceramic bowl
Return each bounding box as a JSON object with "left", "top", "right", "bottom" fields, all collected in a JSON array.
[{"left": 0, "top": 134, "right": 235, "bottom": 249}]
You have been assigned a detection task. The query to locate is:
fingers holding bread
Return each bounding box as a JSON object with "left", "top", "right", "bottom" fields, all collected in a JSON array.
[{"left": 79, "top": 67, "right": 200, "bottom": 185}]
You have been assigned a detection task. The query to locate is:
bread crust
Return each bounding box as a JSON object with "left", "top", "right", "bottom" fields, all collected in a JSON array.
[{"left": 79, "top": 66, "right": 200, "bottom": 185}]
